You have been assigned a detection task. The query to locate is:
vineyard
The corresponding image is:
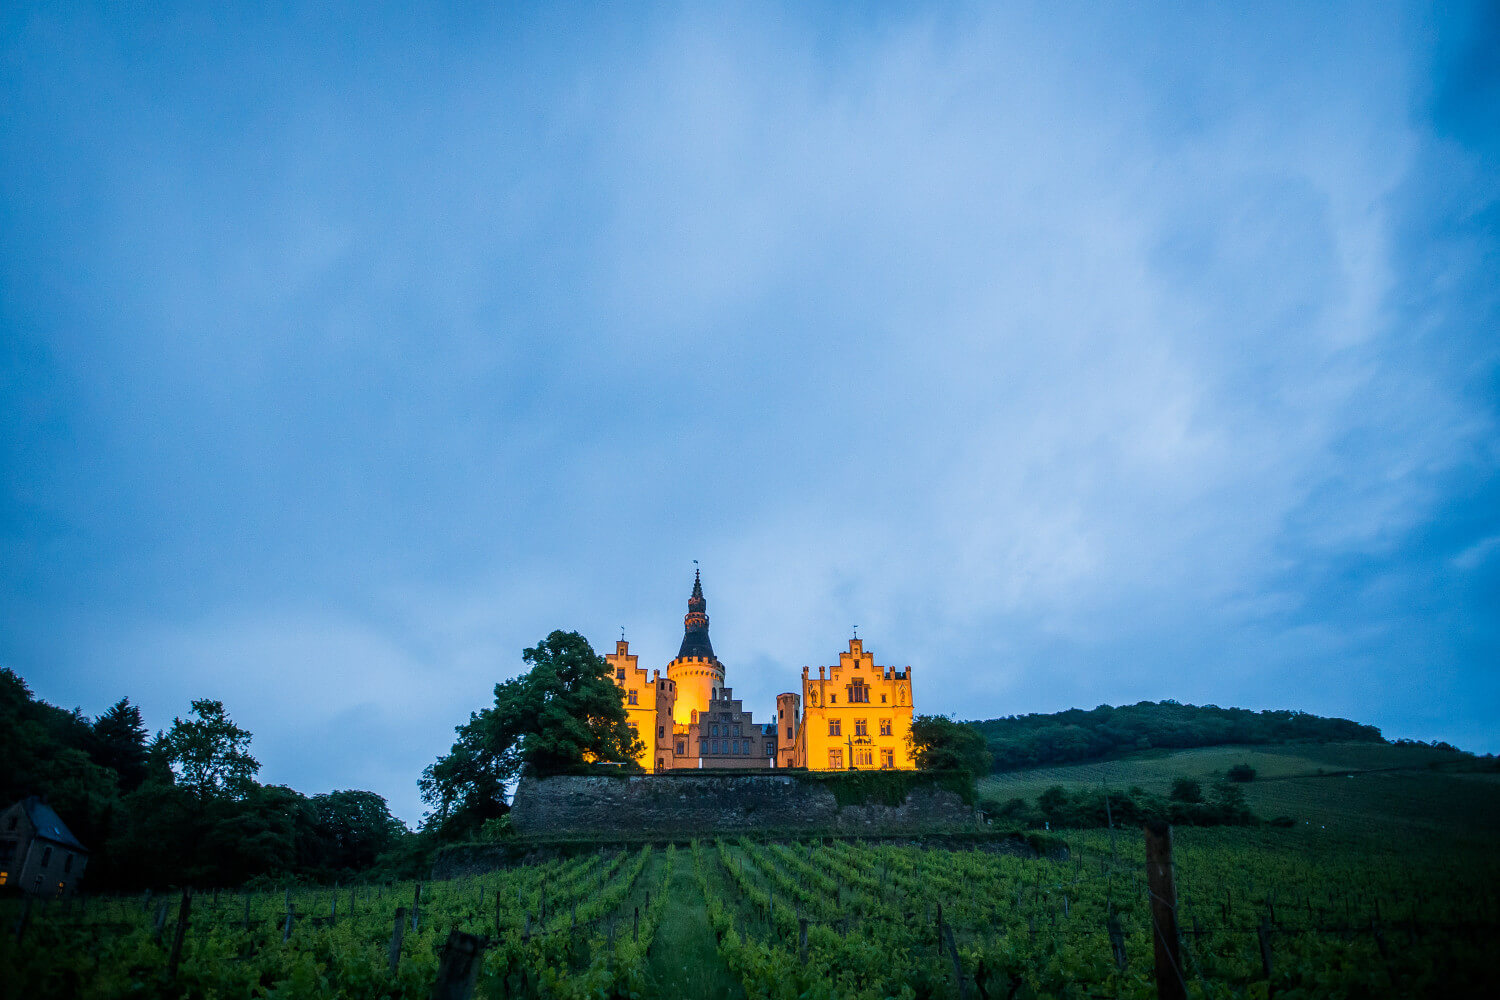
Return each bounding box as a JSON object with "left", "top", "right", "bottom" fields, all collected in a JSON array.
[{"left": 2, "top": 827, "right": 1496, "bottom": 999}]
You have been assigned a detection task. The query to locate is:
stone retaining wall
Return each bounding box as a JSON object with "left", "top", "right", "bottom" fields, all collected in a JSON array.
[{"left": 507, "top": 772, "right": 977, "bottom": 837}]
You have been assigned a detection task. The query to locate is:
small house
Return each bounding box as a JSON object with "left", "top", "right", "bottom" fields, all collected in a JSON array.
[{"left": 0, "top": 797, "right": 89, "bottom": 896}]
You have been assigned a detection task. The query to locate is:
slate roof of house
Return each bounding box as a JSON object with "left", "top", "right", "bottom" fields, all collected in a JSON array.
[{"left": 19, "top": 797, "right": 87, "bottom": 852}]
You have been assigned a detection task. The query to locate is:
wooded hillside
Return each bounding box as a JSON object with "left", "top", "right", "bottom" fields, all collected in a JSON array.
[{"left": 968, "top": 701, "right": 1384, "bottom": 771}]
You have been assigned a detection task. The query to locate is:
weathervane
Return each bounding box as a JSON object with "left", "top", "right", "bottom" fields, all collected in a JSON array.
[{"left": 853, "top": 624, "right": 859, "bottom": 639}]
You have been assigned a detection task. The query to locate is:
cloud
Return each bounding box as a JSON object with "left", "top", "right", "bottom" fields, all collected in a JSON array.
[{"left": 3, "top": 3, "right": 1497, "bottom": 823}]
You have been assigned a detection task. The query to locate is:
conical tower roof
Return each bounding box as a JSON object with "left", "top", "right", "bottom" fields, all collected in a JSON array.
[{"left": 677, "top": 568, "right": 715, "bottom": 660}]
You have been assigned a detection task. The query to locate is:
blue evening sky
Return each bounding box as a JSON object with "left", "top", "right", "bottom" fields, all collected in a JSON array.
[{"left": 3, "top": 3, "right": 1496, "bottom": 825}]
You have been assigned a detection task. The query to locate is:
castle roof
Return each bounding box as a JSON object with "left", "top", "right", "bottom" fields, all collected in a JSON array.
[{"left": 676, "top": 568, "right": 716, "bottom": 661}]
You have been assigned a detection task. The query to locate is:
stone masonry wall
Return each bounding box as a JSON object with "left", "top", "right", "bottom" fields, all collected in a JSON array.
[{"left": 507, "top": 773, "right": 977, "bottom": 837}]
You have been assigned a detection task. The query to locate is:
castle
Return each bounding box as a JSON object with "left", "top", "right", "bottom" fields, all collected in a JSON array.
[{"left": 607, "top": 570, "right": 916, "bottom": 772}]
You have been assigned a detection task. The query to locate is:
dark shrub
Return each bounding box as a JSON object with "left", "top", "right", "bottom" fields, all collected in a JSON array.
[
  {"left": 1169, "top": 777, "right": 1203, "bottom": 803},
  {"left": 1227, "top": 763, "right": 1256, "bottom": 782}
]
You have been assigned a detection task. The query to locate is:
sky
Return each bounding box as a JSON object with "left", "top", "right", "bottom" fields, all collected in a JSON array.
[{"left": 3, "top": 2, "right": 1497, "bottom": 827}]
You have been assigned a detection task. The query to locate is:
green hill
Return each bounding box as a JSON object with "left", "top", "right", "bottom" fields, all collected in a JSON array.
[
  {"left": 968, "top": 700, "right": 1385, "bottom": 771},
  {"left": 979, "top": 741, "right": 1500, "bottom": 841}
]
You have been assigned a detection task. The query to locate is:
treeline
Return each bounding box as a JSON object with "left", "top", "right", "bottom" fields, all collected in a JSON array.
[
  {"left": 982, "top": 777, "right": 1265, "bottom": 830},
  {"left": 969, "top": 700, "right": 1384, "bottom": 772},
  {"left": 1, "top": 668, "right": 418, "bottom": 890}
]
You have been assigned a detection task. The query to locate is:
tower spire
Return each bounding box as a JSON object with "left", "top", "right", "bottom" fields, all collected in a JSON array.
[{"left": 677, "top": 565, "right": 714, "bottom": 660}]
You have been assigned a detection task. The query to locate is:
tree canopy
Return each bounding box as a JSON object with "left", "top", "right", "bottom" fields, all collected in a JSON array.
[
  {"left": 908, "top": 714, "right": 993, "bottom": 776},
  {"left": 968, "top": 701, "right": 1384, "bottom": 772},
  {"left": 0, "top": 667, "right": 410, "bottom": 889},
  {"left": 421, "top": 630, "right": 644, "bottom": 837},
  {"left": 161, "top": 699, "right": 261, "bottom": 798}
]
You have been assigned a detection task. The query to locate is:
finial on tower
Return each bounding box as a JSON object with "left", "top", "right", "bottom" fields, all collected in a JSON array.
[{"left": 853, "top": 624, "right": 859, "bottom": 639}]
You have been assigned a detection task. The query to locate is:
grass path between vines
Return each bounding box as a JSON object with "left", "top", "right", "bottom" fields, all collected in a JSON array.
[{"left": 641, "top": 854, "right": 743, "bottom": 1000}]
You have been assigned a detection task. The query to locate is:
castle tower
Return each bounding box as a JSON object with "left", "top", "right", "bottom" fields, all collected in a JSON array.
[
  {"left": 665, "top": 568, "right": 725, "bottom": 726},
  {"left": 776, "top": 691, "right": 802, "bottom": 769}
]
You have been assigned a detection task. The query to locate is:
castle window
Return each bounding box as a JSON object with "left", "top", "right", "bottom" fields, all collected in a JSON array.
[
  {"left": 627, "top": 690, "right": 638, "bottom": 705},
  {"left": 880, "top": 719, "right": 892, "bottom": 736},
  {"left": 676, "top": 741, "right": 686, "bottom": 754},
  {"left": 881, "top": 694, "right": 887, "bottom": 703},
  {"left": 854, "top": 719, "right": 868, "bottom": 737},
  {"left": 848, "top": 680, "right": 869, "bottom": 703},
  {"left": 881, "top": 749, "right": 894, "bottom": 769},
  {"left": 766, "top": 742, "right": 775, "bottom": 756},
  {"left": 855, "top": 749, "right": 873, "bottom": 767},
  {"left": 658, "top": 726, "right": 664, "bottom": 738},
  {"left": 830, "top": 694, "right": 836, "bottom": 704},
  {"left": 657, "top": 758, "right": 664, "bottom": 770},
  {"left": 828, "top": 749, "right": 843, "bottom": 769},
  {"left": 617, "top": 669, "right": 626, "bottom": 680},
  {"left": 786, "top": 727, "right": 792, "bottom": 739},
  {"left": 734, "top": 724, "right": 742, "bottom": 736},
  {"left": 828, "top": 719, "right": 841, "bottom": 737}
]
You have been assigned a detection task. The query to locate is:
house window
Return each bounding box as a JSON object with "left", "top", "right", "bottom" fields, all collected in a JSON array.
[
  {"left": 0, "top": 871, "right": 8, "bottom": 886},
  {"left": 881, "top": 694, "right": 887, "bottom": 703},
  {"left": 881, "top": 749, "right": 894, "bottom": 769},
  {"left": 627, "top": 689, "right": 638, "bottom": 705},
  {"left": 830, "top": 694, "right": 836, "bottom": 703},
  {"left": 676, "top": 741, "right": 686, "bottom": 754},
  {"left": 828, "top": 719, "right": 841, "bottom": 737},
  {"left": 617, "top": 669, "right": 626, "bottom": 680},
  {"left": 63, "top": 853, "right": 73, "bottom": 874},
  {"left": 880, "top": 719, "right": 892, "bottom": 736},
  {"left": 854, "top": 719, "right": 868, "bottom": 736},
  {"left": 828, "top": 749, "right": 843, "bottom": 769},
  {"left": 855, "top": 749, "right": 873, "bottom": 767},
  {"left": 766, "top": 743, "right": 775, "bottom": 756},
  {"left": 40, "top": 846, "right": 52, "bottom": 868},
  {"left": 657, "top": 757, "right": 664, "bottom": 770}
]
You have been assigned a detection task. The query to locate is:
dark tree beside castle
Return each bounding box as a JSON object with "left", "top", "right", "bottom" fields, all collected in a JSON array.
[{"left": 420, "top": 630, "right": 644, "bottom": 837}]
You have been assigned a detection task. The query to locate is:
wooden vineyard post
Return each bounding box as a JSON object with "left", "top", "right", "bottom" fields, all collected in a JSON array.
[
  {"left": 389, "top": 907, "right": 407, "bottom": 976},
  {"left": 283, "top": 908, "right": 294, "bottom": 943},
  {"left": 413, "top": 883, "right": 422, "bottom": 931},
  {"left": 1257, "top": 914, "right": 1274, "bottom": 995},
  {"left": 154, "top": 901, "right": 169, "bottom": 943},
  {"left": 167, "top": 888, "right": 192, "bottom": 981},
  {"left": 1107, "top": 907, "right": 1127, "bottom": 971},
  {"left": 432, "top": 929, "right": 488, "bottom": 1000},
  {"left": 942, "top": 920, "right": 968, "bottom": 1000},
  {"left": 1143, "top": 819, "right": 1186, "bottom": 1000},
  {"left": 14, "top": 894, "right": 32, "bottom": 944}
]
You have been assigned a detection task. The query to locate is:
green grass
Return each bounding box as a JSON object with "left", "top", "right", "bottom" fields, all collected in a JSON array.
[
  {"left": 641, "top": 850, "right": 744, "bottom": 1000},
  {"left": 979, "top": 741, "right": 1500, "bottom": 841}
]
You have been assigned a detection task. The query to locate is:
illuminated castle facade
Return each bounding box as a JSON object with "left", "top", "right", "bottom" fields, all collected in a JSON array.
[{"left": 607, "top": 571, "right": 916, "bottom": 772}]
